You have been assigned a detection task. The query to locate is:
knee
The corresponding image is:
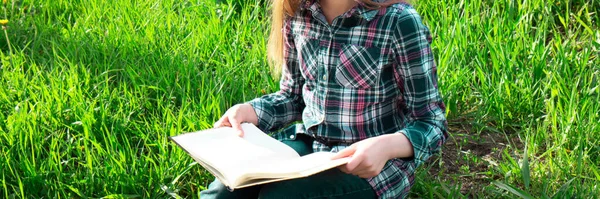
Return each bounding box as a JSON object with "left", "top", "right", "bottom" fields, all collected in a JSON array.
[{"left": 199, "top": 180, "right": 229, "bottom": 199}]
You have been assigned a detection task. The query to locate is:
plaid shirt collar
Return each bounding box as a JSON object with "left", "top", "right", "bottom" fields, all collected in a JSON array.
[{"left": 300, "top": 0, "right": 381, "bottom": 21}]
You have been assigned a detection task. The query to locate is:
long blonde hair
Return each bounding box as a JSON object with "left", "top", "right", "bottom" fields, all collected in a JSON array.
[{"left": 267, "top": 0, "right": 405, "bottom": 75}]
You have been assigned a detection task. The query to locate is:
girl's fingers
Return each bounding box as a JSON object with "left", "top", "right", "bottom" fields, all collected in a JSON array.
[
  {"left": 345, "top": 151, "right": 364, "bottom": 172},
  {"left": 354, "top": 167, "right": 381, "bottom": 178},
  {"left": 331, "top": 145, "right": 356, "bottom": 160},
  {"left": 339, "top": 166, "right": 350, "bottom": 173},
  {"left": 213, "top": 113, "right": 227, "bottom": 128},
  {"left": 213, "top": 118, "right": 224, "bottom": 128},
  {"left": 342, "top": 161, "right": 372, "bottom": 178},
  {"left": 334, "top": 144, "right": 360, "bottom": 174},
  {"left": 344, "top": 161, "right": 375, "bottom": 178},
  {"left": 213, "top": 116, "right": 229, "bottom": 128},
  {"left": 228, "top": 116, "right": 244, "bottom": 137},
  {"left": 353, "top": 168, "right": 373, "bottom": 177}
]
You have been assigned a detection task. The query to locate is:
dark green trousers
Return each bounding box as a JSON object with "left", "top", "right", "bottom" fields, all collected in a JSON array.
[{"left": 199, "top": 134, "right": 377, "bottom": 199}]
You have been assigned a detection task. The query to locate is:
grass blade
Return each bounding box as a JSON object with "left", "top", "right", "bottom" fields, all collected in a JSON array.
[
  {"left": 493, "top": 181, "right": 535, "bottom": 199},
  {"left": 521, "top": 139, "right": 530, "bottom": 190}
]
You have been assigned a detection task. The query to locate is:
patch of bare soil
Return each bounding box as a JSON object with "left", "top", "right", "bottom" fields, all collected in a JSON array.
[{"left": 423, "top": 123, "right": 524, "bottom": 197}]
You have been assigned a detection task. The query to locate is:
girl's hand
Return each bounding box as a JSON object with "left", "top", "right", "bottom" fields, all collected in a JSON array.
[
  {"left": 331, "top": 134, "right": 413, "bottom": 178},
  {"left": 213, "top": 104, "right": 258, "bottom": 137}
]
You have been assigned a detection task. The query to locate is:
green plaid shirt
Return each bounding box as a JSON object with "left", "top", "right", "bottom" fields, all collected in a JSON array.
[{"left": 248, "top": 1, "right": 447, "bottom": 198}]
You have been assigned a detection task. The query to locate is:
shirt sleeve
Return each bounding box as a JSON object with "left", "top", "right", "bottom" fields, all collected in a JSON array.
[
  {"left": 247, "top": 19, "right": 305, "bottom": 132},
  {"left": 392, "top": 8, "right": 448, "bottom": 167}
]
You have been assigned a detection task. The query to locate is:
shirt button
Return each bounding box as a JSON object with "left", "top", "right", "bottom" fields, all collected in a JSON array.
[
  {"left": 322, "top": 75, "right": 327, "bottom": 81},
  {"left": 290, "top": 135, "right": 295, "bottom": 139}
]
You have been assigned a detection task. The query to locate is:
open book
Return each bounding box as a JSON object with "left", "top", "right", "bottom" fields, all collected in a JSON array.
[{"left": 169, "top": 123, "right": 350, "bottom": 190}]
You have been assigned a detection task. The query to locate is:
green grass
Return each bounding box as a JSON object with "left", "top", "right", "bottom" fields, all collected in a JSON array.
[{"left": 0, "top": 0, "right": 598, "bottom": 198}]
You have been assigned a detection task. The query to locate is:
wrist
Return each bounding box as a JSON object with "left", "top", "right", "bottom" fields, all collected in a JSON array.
[
  {"left": 379, "top": 133, "right": 414, "bottom": 159},
  {"left": 242, "top": 103, "right": 259, "bottom": 126}
]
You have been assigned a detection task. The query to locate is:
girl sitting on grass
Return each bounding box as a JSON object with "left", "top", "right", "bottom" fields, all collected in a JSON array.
[{"left": 202, "top": 0, "right": 447, "bottom": 198}]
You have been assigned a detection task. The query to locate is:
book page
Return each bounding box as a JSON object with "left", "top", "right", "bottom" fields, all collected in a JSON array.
[
  {"left": 243, "top": 152, "right": 350, "bottom": 177},
  {"left": 238, "top": 123, "right": 299, "bottom": 157},
  {"left": 170, "top": 123, "right": 299, "bottom": 185},
  {"left": 230, "top": 152, "right": 350, "bottom": 188}
]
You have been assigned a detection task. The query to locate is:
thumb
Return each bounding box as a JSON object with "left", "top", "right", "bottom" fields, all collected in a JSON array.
[
  {"left": 229, "top": 116, "right": 244, "bottom": 137},
  {"left": 331, "top": 145, "right": 357, "bottom": 160}
]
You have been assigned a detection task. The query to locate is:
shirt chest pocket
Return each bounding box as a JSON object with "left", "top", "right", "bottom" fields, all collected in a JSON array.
[{"left": 335, "top": 44, "right": 383, "bottom": 90}]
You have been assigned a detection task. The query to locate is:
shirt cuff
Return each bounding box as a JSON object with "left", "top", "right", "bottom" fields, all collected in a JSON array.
[
  {"left": 247, "top": 98, "right": 273, "bottom": 132},
  {"left": 397, "top": 128, "right": 428, "bottom": 167}
]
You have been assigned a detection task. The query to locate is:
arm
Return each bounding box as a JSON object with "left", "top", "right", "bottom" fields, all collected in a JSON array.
[
  {"left": 391, "top": 8, "right": 448, "bottom": 168},
  {"left": 247, "top": 19, "right": 306, "bottom": 132}
]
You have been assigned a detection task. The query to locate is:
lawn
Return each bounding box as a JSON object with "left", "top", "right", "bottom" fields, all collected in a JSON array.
[{"left": 0, "top": 0, "right": 598, "bottom": 198}]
